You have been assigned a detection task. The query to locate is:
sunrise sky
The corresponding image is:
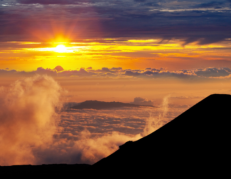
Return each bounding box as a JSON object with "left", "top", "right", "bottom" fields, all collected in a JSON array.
[
  {"left": 0, "top": 0, "right": 231, "bottom": 71},
  {"left": 0, "top": 0, "right": 231, "bottom": 166}
]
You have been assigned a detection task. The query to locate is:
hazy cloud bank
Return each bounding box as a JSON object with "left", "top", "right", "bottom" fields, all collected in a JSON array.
[
  {"left": 2, "top": 66, "right": 231, "bottom": 79},
  {"left": 0, "top": 75, "right": 177, "bottom": 165},
  {"left": 32, "top": 95, "right": 174, "bottom": 165},
  {"left": 0, "top": 75, "right": 62, "bottom": 165}
]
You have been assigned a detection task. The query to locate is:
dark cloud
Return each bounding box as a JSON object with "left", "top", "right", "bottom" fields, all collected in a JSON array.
[
  {"left": 194, "top": 1, "right": 225, "bottom": 9},
  {"left": 54, "top": 66, "right": 64, "bottom": 72},
  {"left": 58, "top": 68, "right": 93, "bottom": 76},
  {"left": 0, "top": 69, "right": 17, "bottom": 76},
  {"left": 124, "top": 69, "right": 193, "bottom": 79},
  {"left": 94, "top": 9, "right": 231, "bottom": 45},
  {"left": 101, "top": 67, "right": 111, "bottom": 72},
  {"left": 36, "top": 67, "right": 57, "bottom": 76},
  {"left": 79, "top": 68, "right": 88, "bottom": 74},
  {"left": 195, "top": 67, "right": 230, "bottom": 77},
  {"left": 1, "top": 67, "right": 231, "bottom": 79},
  {"left": 134, "top": 0, "right": 147, "bottom": 2},
  {"left": 125, "top": 71, "right": 141, "bottom": 76},
  {"left": 111, "top": 67, "right": 122, "bottom": 71},
  {"left": 130, "top": 97, "right": 153, "bottom": 106},
  {"left": 17, "top": 0, "right": 77, "bottom": 4},
  {"left": 133, "top": 0, "right": 160, "bottom": 6},
  {"left": 0, "top": 1, "right": 230, "bottom": 44},
  {"left": 144, "top": 2, "right": 160, "bottom": 6}
]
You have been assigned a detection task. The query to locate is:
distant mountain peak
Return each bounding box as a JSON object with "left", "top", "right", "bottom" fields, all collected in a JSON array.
[{"left": 70, "top": 100, "right": 154, "bottom": 110}]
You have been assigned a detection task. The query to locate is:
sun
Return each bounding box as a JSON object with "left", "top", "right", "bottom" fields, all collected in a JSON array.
[{"left": 55, "top": 45, "right": 67, "bottom": 53}]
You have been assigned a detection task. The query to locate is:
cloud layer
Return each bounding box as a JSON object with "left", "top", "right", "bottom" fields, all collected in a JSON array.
[
  {"left": 130, "top": 97, "right": 153, "bottom": 106},
  {"left": 0, "top": 75, "right": 181, "bottom": 165},
  {"left": 0, "top": 75, "right": 62, "bottom": 165},
  {"left": 32, "top": 94, "right": 176, "bottom": 165},
  {"left": 17, "top": 0, "right": 76, "bottom": 4},
  {"left": 2, "top": 66, "right": 231, "bottom": 79}
]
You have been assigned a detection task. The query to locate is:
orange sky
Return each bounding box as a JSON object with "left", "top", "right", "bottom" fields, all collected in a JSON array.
[
  {"left": 1, "top": 37, "right": 231, "bottom": 104},
  {"left": 1, "top": 38, "right": 231, "bottom": 71}
]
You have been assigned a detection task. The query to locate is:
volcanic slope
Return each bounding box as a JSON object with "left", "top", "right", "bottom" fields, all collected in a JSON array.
[{"left": 88, "top": 94, "right": 231, "bottom": 177}]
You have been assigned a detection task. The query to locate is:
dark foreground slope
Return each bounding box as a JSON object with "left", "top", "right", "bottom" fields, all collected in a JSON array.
[
  {"left": 0, "top": 164, "right": 90, "bottom": 177},
  {"left": 1, "top": 94, "right": 230, "bottom": 177},
  {"left": 87, "top": 94, "right": 231, "bottom": 177}
]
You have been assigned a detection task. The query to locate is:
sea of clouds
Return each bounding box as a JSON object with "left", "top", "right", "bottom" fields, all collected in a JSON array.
[{"left": 0, "top": 75, "right": 188, "bottom": 166}]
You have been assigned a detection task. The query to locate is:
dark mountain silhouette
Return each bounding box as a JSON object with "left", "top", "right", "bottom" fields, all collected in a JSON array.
[
  {"left": 87, "top": 94, "right": 231, "bottom": 177},
  {"left": 1, "top": 94, "right": 230, "bottom": 177},
  {"left": 0, "top": 164, "right": 90, "bottom": 177},
  {"left": 70, "top": 100, "right": 154, "bottom": 110}
]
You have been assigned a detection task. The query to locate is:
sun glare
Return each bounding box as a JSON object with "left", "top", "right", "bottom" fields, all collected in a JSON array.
[{"left": 55, "top": 45, "right": 67, "bottom": 53}]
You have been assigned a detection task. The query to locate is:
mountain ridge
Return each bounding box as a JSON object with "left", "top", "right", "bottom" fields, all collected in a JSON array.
[{"left": 70, "top": 100, "right": 154, "bottom": 110}]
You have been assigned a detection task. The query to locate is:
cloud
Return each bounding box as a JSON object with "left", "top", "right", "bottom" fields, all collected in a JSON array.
[
  {"left": 54, "top": 66, "right": 64, "bottom": 72},
  {"left": 170, "top": 96, "right": 201, "bottom": 99},
  {"left": 0, "top": 0, "right": 230, "bottom": 44},
  {"left": 32, "top": 95, "right": 174, "bottom": 165},
  {"left": 195, "top": 67, "right": 230, "bottom": 77},
  {"left": 141, "top": 94, "right": 171, "bottom": 136},
  {"left": 125, "top": 71, "right": 141, "bottom": 76},
  {"left": 0, "top": 69, "right": 17, "bottom": 76},
  {"left": 194, "top": 1, "right": 225, "bottom": 9},
  {"left": 101, "top": 67, "right": 111, "bottom": 72},
  {"left": 0, "top": 75, "right": 141, "bottom": 165},
  {"left": 134, "top": 0, "right": 147, "bottom": 2},
  {"left": 2, "top": 67, "right": 231, "bottom": 80},
  {"left": 130, "top": 97, "right": 153, "bottom": 106},
  {"left": 123, "top": 67, "right": 231, "bottom": 79},
  {"left": 168, "top": 104, "right": 191, "bottom": 108},
  {"left": 124, "top": 69, "right": 195, "bottom": 79},
  {"left": 33, "top": 129, "right": 142, "bottom": 164},
  {"left": 17, "top": 0, "right": 77, "bottom": 4},
  {"left": 0, "top": 75, "right": 177, "bottom": 165},
  {"left": 36, "top": 67, "right": 57, "bottom": 76},
  {"left": 111, "top": 67, "right": 123, "bottom": 71},
  {"left": 0, "top": 75, "right": 63, "bottom": 165}
]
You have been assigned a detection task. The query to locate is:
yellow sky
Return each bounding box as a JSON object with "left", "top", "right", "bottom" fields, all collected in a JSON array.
[{"left": 1, "top": 38, "right": 231, "bottom": 71}]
